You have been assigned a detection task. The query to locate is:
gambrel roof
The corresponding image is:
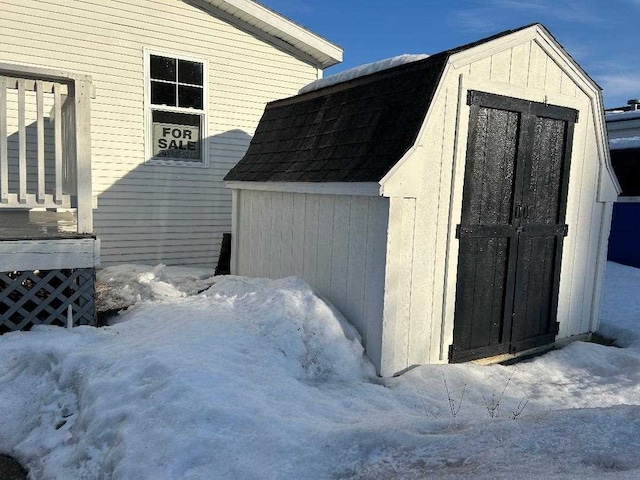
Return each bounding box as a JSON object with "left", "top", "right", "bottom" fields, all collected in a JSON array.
[{"left": 225, "top": 24, "right": 537, "bottom": 183}]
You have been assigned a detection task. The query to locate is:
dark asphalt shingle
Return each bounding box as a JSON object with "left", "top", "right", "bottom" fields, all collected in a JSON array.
[{"left": 225, "top": 24, "right": 537, "bottom": 183}]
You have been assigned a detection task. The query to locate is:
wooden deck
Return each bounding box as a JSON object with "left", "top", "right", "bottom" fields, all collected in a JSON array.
[
  {"left": 0, "top": 210, "right": 90, "bottom": 241},
  {"left": 0, "top": 211, "right": 98, "bottom": 272},
  {"left": 0, "top": 64, "right": 96, "bottom": 330}
]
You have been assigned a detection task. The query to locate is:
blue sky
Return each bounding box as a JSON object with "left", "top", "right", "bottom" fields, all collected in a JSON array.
[{"left": 263, "top": 0, "right": 640, "bottom": 108}]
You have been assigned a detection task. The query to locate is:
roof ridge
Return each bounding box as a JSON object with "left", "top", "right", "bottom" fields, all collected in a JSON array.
[
  {"left": 270, "top": 23, "right": 541, "bottom": 109},
  {"left": 269, "top": 54, "right": 443, "bottom": 109}
]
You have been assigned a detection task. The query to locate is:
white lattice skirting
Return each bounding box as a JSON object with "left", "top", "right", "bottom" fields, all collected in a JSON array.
[{"left": 0, "top": 268, "right": 95, "bottom": 331}]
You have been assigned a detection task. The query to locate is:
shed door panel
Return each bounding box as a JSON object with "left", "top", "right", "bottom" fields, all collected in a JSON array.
[
  {"left": 510, "top": 116, "right": 572, "bottom": 351},
  {"left": 452, "top": 106, "right": 518, "bottom": 357},
  {"left": 451, "top": 91, "right": 576, "bottom": 363}
]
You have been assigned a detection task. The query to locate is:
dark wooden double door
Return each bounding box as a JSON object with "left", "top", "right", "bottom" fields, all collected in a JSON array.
[{"left": 450, "top": 90, "right": 577, "bottom": 362}]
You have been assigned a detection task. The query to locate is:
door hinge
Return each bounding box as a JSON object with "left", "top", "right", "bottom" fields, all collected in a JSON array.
[
  {"left": 563, "top": 224, "right": 569, "bottom": 237},
  {"left": 448, "top": 344, "right": 455, "bottom": 361},
  {"left": 455, "top": 224, "right": 461, "bottom": 239},
  {"left": 553, "top": 322, "right": 560, "bottom": 335},
  {"left": 467, "top": 90, "right": 474, "bottom": 106}
]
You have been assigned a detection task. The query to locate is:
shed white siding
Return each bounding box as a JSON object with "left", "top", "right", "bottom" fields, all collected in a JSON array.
[
  {"left": 379, "top": 32, "right": 616, "bottom": 375},
  {"left": 234, "top": 189, "right": 389, "bottom": 367},
  {"left": 0, "top": 0, "right": 320, "bottom": 266}
]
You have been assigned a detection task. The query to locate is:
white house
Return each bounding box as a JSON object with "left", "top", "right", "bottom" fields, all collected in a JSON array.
[
  {"left": 0, "top": 0, "right": 342, "bottom": 267},
  {"left": 225, "top": 24, "right": 620, "bottom": 376},
  {"left": 0, "top": 0, "right": 341, "bottom": 329}
]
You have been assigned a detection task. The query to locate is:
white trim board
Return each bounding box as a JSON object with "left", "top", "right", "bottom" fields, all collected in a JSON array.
[
  {"left": 198, "top": 0, "right": 342, "bottom": 68},
  {"left": 225, "top": 181, "right": 381, "bottom": 196},
  {"left": 0, "top": 238, "right": 98, "bottom": 271}
]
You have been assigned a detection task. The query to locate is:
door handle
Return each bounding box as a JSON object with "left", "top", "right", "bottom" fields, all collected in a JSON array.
[{"left": 514, "top": 205, "right": 522, "bottom": 219}]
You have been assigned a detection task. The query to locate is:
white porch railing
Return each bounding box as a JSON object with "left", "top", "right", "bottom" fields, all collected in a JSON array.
[{"left": 0, "top": 64, "right": 92, "bottom": 234}]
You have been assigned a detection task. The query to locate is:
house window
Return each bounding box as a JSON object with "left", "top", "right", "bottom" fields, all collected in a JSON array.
[{"left": 146, "top": 52, "right": 207, "bottom": 163}]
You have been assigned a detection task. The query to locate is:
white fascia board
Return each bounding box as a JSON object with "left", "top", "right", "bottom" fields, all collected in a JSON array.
[
  {"left": 200, "top": 0, "right": 342, "bottom": 68},
  {"left": 225, "top": 181, "right": 380, "bottom": 197},
  {"left": 449, "top": 26, "right": 538, "bottom": 70},
  {"left": 449, "top": 24, "right": 621, "bottom": 200},
  {"left": 450, "top": 25, "right": 599, "bottom": 93}
]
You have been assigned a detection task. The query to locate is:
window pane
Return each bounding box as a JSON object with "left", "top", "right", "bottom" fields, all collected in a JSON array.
[
  {"left": 153, "top": 111, "right": 200, "bottom": 126},
  {"left": 178, "top": 60, "right": 203, "bottom": 85},
  {"left": 152, "top": 111, "right": 202, "bottom": 161},
  {"left": 150, "top": 55, "right": 176, "bottom": 81},
  {"left": 178, "top": 85, "right": 203, "bottom": 109},
  {"left": 151, "top": 81, "right": 176, "bottom": 106}
]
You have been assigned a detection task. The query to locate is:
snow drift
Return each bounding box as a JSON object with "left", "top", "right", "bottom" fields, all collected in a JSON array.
[
  {"left": 0, "top": 264, "right": 639, "bottom": 479},
  {"left": 0, "top": 276, "right": 374, "bottom": 479}
]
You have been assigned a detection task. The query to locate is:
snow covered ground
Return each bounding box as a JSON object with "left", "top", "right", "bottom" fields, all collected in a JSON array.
[{"left": 0, "top": 262, "right": 639, "bottom": 479}]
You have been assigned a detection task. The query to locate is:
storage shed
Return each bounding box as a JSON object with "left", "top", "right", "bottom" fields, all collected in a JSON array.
[{"left": 225, "top": 24, "right": 620, "bottom": 376}]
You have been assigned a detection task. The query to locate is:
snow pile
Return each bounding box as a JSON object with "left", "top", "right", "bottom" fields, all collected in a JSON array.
[
  {"left": 1, "top": 263, "right": 640, "bottom": 478},
  {"left": 0, "top": 275, "right": 375, "bottom": 479},
  {"left": 299, "top": 54, "right": 429, "bottom": 94},
  {"left": 95, "top": 263, "right": 217, "bottom": 311},
  {"left": 204, "top": 276, "right": 372, "bottom": 382},
  {"left": 609, "top": 136, "right": 640, "bottom": 150}
]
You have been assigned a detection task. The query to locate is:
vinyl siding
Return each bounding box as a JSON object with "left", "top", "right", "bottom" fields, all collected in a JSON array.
[
  {"left": 234, "top": 189, "right": 389, "bottom": 369},
  {"left": 0, "top": 0, "right": 319, "bottom": 267}
]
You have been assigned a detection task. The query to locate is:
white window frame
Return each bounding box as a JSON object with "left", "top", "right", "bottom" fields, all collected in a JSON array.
[{"left": 144, "top": 48, "right": 209, "bottom": 167}]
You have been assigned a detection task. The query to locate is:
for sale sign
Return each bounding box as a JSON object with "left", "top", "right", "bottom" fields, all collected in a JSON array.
[{"left": 153, "top": 123, "right": 201, "bottom": 160}]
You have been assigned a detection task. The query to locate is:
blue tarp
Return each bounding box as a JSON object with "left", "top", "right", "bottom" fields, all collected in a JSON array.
[{"left": 608, "top": 202, "right": 640, "bottom": 268}]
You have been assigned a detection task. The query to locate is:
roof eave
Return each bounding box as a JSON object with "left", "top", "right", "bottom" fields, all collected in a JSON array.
[{"left": 200, "top": 0, "right": 343, "bottom": 68}]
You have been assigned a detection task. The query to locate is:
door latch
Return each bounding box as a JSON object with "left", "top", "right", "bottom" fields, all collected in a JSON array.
[{"left": 514, "top": 205, "right": 522, "bottom": 219}]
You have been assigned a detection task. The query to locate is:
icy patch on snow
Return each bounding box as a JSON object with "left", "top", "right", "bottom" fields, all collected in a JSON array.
[
  {"left": 96, "top": 263, "right": 217, "bottom": 312},
  {"left": 299, "top": 54, "right": 429, "bottom": 94},
  {"left": 609, "top": 136, "right": 640, "bottom": 150}
]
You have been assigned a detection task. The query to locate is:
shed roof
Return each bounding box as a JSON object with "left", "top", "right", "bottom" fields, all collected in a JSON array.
[{"left": 225, "top": 24, "right": 535, "bottom": 183}]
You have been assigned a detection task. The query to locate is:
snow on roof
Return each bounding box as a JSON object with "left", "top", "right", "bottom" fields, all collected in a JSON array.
[
  {"left": 606, "top": 110, "right": 640, "bottom": 122},
  {"left": 610, "top": 136, "right": 640, "bottom": 150},
  {"left": 299, "top": 54, "right": 429, "bottom": 94}
]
